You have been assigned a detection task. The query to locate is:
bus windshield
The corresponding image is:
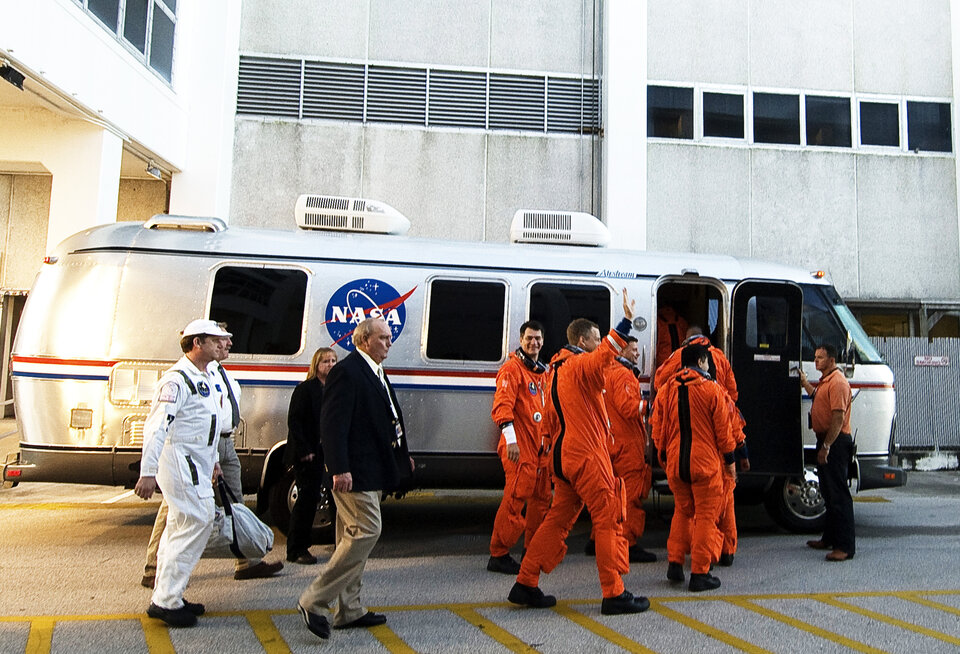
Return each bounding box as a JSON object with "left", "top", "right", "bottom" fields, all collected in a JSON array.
[{"left": 800, "top": 284, "right": 883, "bottom": 363}]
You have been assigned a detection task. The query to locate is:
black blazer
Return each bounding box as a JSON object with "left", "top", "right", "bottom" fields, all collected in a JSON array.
[
  {"left": 284, "top": 376, "right": 325, "bottom": 467},
  {"left": 320, "top": 350, "right": 412, "bottom": 492}
]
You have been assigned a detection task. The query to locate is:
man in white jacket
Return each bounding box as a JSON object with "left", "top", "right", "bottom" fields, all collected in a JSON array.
[{"left": 134, "top": 319, "right": 230, "bottom": 627}]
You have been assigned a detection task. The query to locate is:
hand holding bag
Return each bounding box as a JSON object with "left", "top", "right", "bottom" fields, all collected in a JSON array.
[{"left": 204, "top": 478, "right": 275, "bottom": 559}]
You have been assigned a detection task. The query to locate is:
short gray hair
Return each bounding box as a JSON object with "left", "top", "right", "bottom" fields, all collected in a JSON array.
[{"left": 353, "top": 318, "right": 384, "bottom": 348}]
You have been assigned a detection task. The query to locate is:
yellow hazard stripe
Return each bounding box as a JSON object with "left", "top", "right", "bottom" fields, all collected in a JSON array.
[
  {"left": 898, "top": 592, "right": 960, "bottom": 616},
  {"left": 140, "top": 616, "right": 175, "bottom": 654},
  {"left": 369, "top": 622, "right": 417, "bottom": 653},
  {"left": 726, "top": 597, "right": 886, "bottom": 654},
  {"left": 24, "top": 617, "right": 53, "bottom": 654},
  {"left": 449, "top": 606, "right": 539, "bottom": 653},
  {"left": 553, "top": 603, "right": 658, "bottom": 654},
  {"left": 651, "top": 600, "right": 775, "bottom": 654},
  {"left": 819, "top": 596, "right": 960, "bottom": 646},
  {"left": 246, "top": 610, "right": 291, "bottom": 654}
]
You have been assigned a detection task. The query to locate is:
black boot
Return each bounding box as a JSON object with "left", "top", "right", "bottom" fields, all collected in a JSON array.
[
  {"left": 508, "top": 582, "right": 557, "bottom": 608},
  {"left": 689, "top": 573, "right": 721, "bottom": 592},
  {"left": 667, "top": 561, "right": 685, "bottom": 582},
  {"left": 487, "top": 554, "right": 521, "bottom": 574},
  {"left": 600, "top": 590, "right": 650, "bottom": 615}
]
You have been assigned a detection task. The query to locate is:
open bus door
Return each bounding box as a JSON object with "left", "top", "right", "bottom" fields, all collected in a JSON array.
[{"left": 731, "top": 280, "right": 803, "bottom": 476}]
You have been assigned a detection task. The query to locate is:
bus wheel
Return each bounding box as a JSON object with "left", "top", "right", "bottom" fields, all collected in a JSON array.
[
  {"left": 764, "top": 468, "right": 826, "bottom": 533},
  {"left": 268, "top": 469, "right": 335, "bottom": 544}
]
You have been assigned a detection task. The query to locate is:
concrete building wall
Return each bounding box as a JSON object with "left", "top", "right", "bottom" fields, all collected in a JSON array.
[
  {"left": 0, "top": 174, "right": 52, "bottom": 290},
  {"left": 117, "top": 179, "right": 168, "bottom": 223},
  {"left": 231, "top": 0, "right": 600, "bottom": 240},
  {"left": 645, "top": 0, "right": 958, "bottom": 302}
]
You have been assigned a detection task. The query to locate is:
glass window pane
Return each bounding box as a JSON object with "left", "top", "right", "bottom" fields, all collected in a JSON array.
[
  {"left": 745, "top": 296, "right": 788, "bottom": 350},
  {"left": 648, "top": 86, "right": 693, "bottom": 139},
  {"left": 805, "top": 95, "right": 851, "bottom": 147},
  {"left": 907, "top": 101, "right": 952, "bottom": 153},
  {"left": 123, "top": 0, "right": 149, "bottom": 54},
  {"left": 753, "top": 92, "right": 800, "bottom": 145},
  {"left": 529, "top": 283, "right": 610, "bottom": 360},
  {"left": 149, "top": 5, "right": 176, "bottom": 81},
  {"left": 703, "top": 92, "right": 744, "bottom": 139},
  {"left": 159, "top": 0, "right": 176, "bottom": 12},
  {"left": 209, "top": 267, "right": 307, "bottom": 355},
  {"left": 860, "top": 102, "right": 900, "bottom": 147},
  {"left": 87, "top": 0, "right": 120, "bottom": 31},
  {"left": 425, "top": 280, "right": 505, "bottom": 361}
]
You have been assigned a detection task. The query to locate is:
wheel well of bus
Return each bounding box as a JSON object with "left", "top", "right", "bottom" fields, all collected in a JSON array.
[{"left": 257, "top": 440, "right": 288, "bottom": 515}]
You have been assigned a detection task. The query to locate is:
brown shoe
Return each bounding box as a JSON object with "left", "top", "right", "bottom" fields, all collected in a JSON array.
[
  {"left": 140, "top": 575, "right": 155, "bottom": 589},
  {"left": 825, "top": 550, "right": 854, "bottom": 562},
  {"left": 234, "top": 560, "right": 283, "bottom": 580},
  {"left": 806, "top": 539, "right": 831, "bottom": 550}
]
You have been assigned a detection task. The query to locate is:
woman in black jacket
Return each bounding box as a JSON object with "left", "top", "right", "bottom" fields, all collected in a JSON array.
[{"left": 285, "top": 347, "right": 337, "bottom": 564}]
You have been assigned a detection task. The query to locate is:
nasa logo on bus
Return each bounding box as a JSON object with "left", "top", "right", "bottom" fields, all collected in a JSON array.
[{"left": 325, "top": 279, "right": 417, "bottom": 351}]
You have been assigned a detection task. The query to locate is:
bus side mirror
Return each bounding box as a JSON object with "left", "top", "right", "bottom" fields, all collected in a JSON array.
[{"left": 844, "top": 331, "right": 856, "bottom": 378}]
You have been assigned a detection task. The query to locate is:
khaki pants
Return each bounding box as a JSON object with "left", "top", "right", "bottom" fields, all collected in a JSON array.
[
  {"left": 299, "top": 489, "right": 381, "bottom": 626},
  {"left": 144, "top": 435, "right": 258, "bottom": 575}
]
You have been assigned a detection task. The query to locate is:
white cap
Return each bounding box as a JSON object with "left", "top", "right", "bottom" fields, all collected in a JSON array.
[{"left": 181, "top": 319, "right": 231, "bottom": 338}]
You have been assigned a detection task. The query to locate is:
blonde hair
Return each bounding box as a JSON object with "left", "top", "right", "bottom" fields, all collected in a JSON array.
[{"left": 307, "top": 347, "right": 336, "bottom": 380}]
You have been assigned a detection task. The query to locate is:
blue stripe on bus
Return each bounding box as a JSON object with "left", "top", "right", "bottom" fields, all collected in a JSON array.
[{"left": 12, "top": 372, "right": 110, "bottom": 381}]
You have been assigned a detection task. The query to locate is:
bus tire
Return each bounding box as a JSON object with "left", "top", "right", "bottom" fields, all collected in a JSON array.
[
  {"left": 764, "top": 468, "right": 827, "bottom": 533},
  {"left": 268, "top": 468, "right": 335, "bottom": 544}
]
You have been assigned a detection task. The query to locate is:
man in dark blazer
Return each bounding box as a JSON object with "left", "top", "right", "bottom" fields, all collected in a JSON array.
[{"left": 297, "top": 318, "right": 414, "bottom": 639}]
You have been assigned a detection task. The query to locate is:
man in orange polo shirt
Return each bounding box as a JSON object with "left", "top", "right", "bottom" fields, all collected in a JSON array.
[{"left": 800, "top": 344, "right": 855, "bottom": 562}]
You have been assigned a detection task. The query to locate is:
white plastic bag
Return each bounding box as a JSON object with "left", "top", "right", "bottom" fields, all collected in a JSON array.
[{"left": 205, "top": 478, "right": 274, "bottom": 559}]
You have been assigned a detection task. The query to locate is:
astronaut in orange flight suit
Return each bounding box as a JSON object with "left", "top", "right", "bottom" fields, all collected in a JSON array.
[
  {"left": 508, "top": 290, "right": 650, "bottom": 616},
  {"left": 585, "top": 336, "right": 656, "bottom": 563},
  {"left": 655, "top": 305, "right": 688, "bottom": 369},
  {"left": 654, "top": 327, "right": 749, "bottom": 567},
  {"left": 651, "top": 343, "right": 737, "bottom": 592},
  {"left": 487, "top": 320, "right": 551, "bottom": 575}
]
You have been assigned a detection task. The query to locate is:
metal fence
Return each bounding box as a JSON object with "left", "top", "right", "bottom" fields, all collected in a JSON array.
[{"left": 871, "top": 337, "right": 960, "bottom": 450}]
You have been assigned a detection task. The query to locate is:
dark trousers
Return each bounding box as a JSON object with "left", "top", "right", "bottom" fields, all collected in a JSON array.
[
  {"left": 817, "top": 433, "right": 856, "bottom": 555},
  {"left": 287, "top": 458, "right": 325, "bottom": 556}
]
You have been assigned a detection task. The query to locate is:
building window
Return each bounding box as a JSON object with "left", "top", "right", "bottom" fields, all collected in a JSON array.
[
  {"left": 753, "top": 93, "right": 800, "bottom": 145},
  {"left": 805, "top": 95, "right": 851, "bottom": 147},
  {"left": 859, "top": 102, "right": 900, "bottom": 147},
  {"left": 425, "top": 280, "right": 506, "bottom": 361},
  {"left": 907, "top": 101, "right": 952, "bottom": 153},
  {"left": 75, "top": 0, "right": 177, "bottom": 82},
  {"left": 703, "top": 92, "right": 744, "bottom": 139},
  {"left": 209, "top": 267, "right": 308, "bottom": 355},
  {"left": 648, "top": 86, "right": 693, "bottom": 139},
  {"left": 529, "top": 282, "right": 610, "bottom": 360}
]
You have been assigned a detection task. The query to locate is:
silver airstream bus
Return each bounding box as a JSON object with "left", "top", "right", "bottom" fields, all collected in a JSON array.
[{"left": 4, "top": 197, "right": 905, "bottom": 534}]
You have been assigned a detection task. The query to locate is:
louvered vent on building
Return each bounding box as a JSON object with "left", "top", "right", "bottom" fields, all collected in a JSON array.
[
  {"left": 583, "top": 78, "right": 600, "bottom": 133},
  {"left": 366, "top": 65, "right": 427, "bottom": 125},
  {"left": 489, "top": 73, "right": 545, "bottom": 131},
  {"left": 547, "top": 77, "right": 600, "bottom": 134},
  {"left": 237, "top": 56, "right": 302, "bottom": 118},
  {"left": 302, "top": 61, "right": 364, "bottom": 121},
  {"left": 428, "top": 69, "right": 487, "bottom": 128}
]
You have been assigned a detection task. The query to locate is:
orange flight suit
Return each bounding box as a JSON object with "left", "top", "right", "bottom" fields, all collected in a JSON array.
[
  {"left": 717, "top": 395, "right": 747, "bottom": 557},
  {"left": 490, "top": 352, "right": 551, "bottom": 557},
  {"left": 651, "top": 367, "right": 736, "bottom": 574},
  {"left": 600, "top": 358, "right": 651, "bottom": 547},
  {"left": 654, "top": 335, "right": 737, "bottom": 401},
  {"left": 656, "top": 307, "right": 688, "bottom": 369},
  {"left": 517, "top": 328, "right": 630, "bottom": 599}
]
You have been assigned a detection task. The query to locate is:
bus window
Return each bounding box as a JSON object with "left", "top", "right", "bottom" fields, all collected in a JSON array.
[
  {"left": 800, "top": 284, "right": 883, "bottom": 363},
  {"left": 210, "top": 266, "right": 307, "bottom": 355},
  {"left": 744, "top": 295, "right": 788, "bottom": 350},
  {"left": 425, "top": 279, "right": 506, "bottom": 361},
  {"left": 529, "top": 283, "right": 610, "bottom": 360}
]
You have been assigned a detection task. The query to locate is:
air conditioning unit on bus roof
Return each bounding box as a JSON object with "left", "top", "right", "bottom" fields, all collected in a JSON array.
[
  {"left": 295, "top": 195, "right": 411, "bottom": 235},
  {"left": 510, "top": 209, "right": 609, "bottom": 247}
]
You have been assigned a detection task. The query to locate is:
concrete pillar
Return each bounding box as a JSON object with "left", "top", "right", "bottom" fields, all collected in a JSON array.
[{"left": 601, "top": 0, "right": 647, "bottom": 250}]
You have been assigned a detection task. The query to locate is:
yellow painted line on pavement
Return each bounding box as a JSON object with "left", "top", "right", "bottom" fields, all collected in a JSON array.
[
  {"left": 818, "top": 596, "right": 960, "bottom": 646},
  {"left": 140, "top": 616, "right": 175, "bottom": 654},
  {"left": 651, "top": 601, "right": 774, "bottom": 654},
  {"left": 552, "top": 603, "right": 657, "bottom": 654},
  {"left": 24, "top": 618, "right": 53, "bottom": 654},
  {"left": 853, "top": 496, "right": 890, "bottom": 503},
  {"left": 898, "top": 592, "right": 960, "bottom": 616},
  {"left": 246, "top": 610, "right": 291, "bottom": 654},
  {"left": 449, "top": 606, "right": 539, "bottom": 653},
  {"left": 369, "top": 622, "right": 417, "bottom": 653},
  {"left": 726, "top": 597, "right": 886, "bottom": 654}
]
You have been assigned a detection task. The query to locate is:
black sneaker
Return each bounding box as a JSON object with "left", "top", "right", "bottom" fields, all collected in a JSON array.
[
  {"left": 689, "top": 573, "right": 721, "bottom": 592},
  {"left": 487, "top": 554, "right": 521, "bottom": 574},
  {"left": 717, "top": 553, "right": 735, "bottom": 567},
  {"left": 147, "top": 603, "right": 198, "bottom": 628},
  {"left": 600, "top": 590, "right": 650, "bottom": 615},
  {"left": 667, "top": 561, "right": 685, "bottom": 582},
  {"left": 181, "top": 599, "right": 205, "bottom": 616},
  {"left": 628, "top": 546, "right": 658, "bottom": 563},
  {"left": 508, "top": 582, "right": 557, "bottom": 608},
  {"left": 298, "top": 603, "right": 331, "bottom": 639}
]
